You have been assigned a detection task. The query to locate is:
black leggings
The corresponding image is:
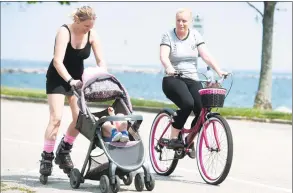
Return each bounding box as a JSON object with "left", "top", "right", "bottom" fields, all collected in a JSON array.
[{"left": 162, "top": 76, "right": 203, "bottom": 130}]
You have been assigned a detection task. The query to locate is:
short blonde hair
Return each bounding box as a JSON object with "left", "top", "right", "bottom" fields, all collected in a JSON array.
[
  {"left": 72, "top": 5, "right": 96, "bottom": 22},
  {"left": 176, "top": 8, "right": 192, "bottom": 19}
]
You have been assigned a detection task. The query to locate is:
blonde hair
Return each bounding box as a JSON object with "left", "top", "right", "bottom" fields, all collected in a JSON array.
[
  {"left": 72, "top": 5, "right": 96, "bottom": 22},
  {"left": 176, "top": 8, "right": 192, "bottom": 19}
]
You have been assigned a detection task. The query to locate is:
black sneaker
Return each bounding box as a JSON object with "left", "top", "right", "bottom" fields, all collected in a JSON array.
[
  {"left": 167, "top": 138, "right": 184, "bottom": 149},
  {"left": 188, "top": 142, "right": 196, "bottom": 159},
  {"left": 185, "top": 137, "right": 195, "bottom": 159}
]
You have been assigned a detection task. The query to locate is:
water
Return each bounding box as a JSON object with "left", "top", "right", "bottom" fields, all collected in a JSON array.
[{"left": 1, "top": 59, "right": 292, "bottom": 110}]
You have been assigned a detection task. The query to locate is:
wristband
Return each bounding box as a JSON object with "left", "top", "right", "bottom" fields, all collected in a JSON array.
[{"left": 67, "top": 78, "right": 73, "bottom": 85}]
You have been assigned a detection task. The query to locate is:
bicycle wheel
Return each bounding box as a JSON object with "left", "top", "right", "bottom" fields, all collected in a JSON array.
[
  {"left": 196, "top": 114, "right": 233, "bottom": 185},
  {"left": 149, "top": 109, "right": 179, "bottom": 176}
]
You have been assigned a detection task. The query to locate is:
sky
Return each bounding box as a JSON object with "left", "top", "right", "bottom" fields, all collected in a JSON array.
[{"left": 1, "top": 1, "right": 292, "bottom": 72}]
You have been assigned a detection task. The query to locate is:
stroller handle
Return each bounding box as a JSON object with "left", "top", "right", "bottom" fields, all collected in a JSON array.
[{"left": 71, "top": 85, "right": 81, "bottom": 99}]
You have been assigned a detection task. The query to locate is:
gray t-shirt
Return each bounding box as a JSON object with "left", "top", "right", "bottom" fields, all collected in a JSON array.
[{"left": 160, "top": 28, "right": 205, "bottom": 80}]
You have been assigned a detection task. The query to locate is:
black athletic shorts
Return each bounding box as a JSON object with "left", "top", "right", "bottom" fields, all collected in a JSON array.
[{"left": 46, "top": 76, "right": 73, "bottom": 96}]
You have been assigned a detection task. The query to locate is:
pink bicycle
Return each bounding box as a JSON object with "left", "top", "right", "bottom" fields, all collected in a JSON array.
[{"left": 149, "top": 71, "right": 234, "bottom": 185}]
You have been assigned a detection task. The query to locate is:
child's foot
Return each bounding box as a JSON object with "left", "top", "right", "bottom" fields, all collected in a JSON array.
[
  {"left": 120, "top": 131, "right": 129, "bottom": 142},
  {"left": 111, "top": 129, "right": 122, "bottom": 142}
]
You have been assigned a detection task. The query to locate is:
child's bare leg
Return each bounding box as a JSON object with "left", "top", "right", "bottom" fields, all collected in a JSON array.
[
  {"left": 102, "top": 119, "right": 122, "bottom": 142},
  {"left": 101, "top": 121, "right": 114, "bottom": 139},
  {"left": 116, "top": 113, "right": 129, "bottom": 142},
  {"left": 115, "top": 113, "right": 127, "bottom": 132}
]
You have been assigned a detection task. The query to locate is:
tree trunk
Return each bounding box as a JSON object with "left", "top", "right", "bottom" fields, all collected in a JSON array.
[{"left": 253, "top": 2, "right": 277, "bottom": 110}]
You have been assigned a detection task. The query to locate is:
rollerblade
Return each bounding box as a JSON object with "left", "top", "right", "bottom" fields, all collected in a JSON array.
[
  {"left": 39, "top": 151, "right": 54, "bottom": 185},
  {"left": 54, "top": 138, "right": 74, "bottom": 177}
]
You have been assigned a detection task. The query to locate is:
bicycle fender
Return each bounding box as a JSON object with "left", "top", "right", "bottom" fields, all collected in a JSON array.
[
  {"left": 207, "top": 112, "right": 220, "bottom": 118},
  {"left": 161, "top": 108, "right": 177, "bottom": 116}
]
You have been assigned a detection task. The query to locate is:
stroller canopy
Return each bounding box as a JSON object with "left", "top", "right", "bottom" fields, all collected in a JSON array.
[{"left": 78, "top": 67, "right": 133, "bottom": 114}]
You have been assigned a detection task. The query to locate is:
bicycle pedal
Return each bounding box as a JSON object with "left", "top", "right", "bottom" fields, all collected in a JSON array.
[{"left": 159, "top": 138, "right": 169, "bottom": 145}]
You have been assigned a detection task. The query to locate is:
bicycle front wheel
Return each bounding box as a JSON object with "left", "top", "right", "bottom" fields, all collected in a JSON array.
[{"left": 196, "top": 114, "right": 233, "bottom": 185}]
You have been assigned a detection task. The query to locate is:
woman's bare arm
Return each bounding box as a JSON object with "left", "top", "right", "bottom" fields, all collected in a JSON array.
[
  {"left": 198, "top": 44, "right": 224, "bottom": 77},
  {"left": 90, "top": 29, "right": 107, "bottom": 69},
  {"left": 53, "top": 27, "right": 73, "bottom": 82},
  {"left": 160, "top": 45, "right": 176, "bottom": 75},
  {"left": 160, "top": 45, "right": 172, "bottom": 69}
]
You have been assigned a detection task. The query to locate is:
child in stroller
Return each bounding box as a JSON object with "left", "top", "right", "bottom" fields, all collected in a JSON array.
[
  {"left": 64, "top": 67, "right": 155, "bottom": 193},
  {"left": 100, "top": 106, "right": 130, "bottom": 142}
]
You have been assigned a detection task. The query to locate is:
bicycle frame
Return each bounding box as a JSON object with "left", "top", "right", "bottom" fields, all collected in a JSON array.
[
  {"left": 156, "top": 71, "right": 231, "bottom": 153},
  {"left": 157, "top": 107, "right": 221, "bottom": 153}
]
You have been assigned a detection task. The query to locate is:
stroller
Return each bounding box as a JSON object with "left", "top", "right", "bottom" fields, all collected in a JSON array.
[{"left": 69, "top": 67, "right": 155, "bottom": 193}]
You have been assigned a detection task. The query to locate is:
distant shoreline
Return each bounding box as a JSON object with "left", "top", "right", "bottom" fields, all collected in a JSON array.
[
  {"left": 1, "top": 67, "right": 163, "bottom": 74},
  {"left": 2, "top": 67, "right": 292, "bottom": 80},
  {"left": 1, "top": 58, "right": 292, "bottom": 74}
]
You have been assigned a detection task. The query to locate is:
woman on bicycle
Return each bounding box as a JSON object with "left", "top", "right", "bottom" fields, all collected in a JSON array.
[{"left": 160, "top": 8, "right": 228, "bottom": 158}]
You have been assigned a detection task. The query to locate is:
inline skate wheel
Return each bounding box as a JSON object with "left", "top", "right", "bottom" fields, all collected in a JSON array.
[
  {"left": 100, "top": 175, "right": 110, "bottom": 193},
  {"left": 122, "top": 172, "right": 133, "bottom": 185},
  {"left": 69, "top": 168, "right": 81, "bottom": 189},
  {"left": 145, "top": 173, "right": 155, "bottom": 191},
  {"left": 110, "top": 175, "right": 120, "bottom": 193},
  {"left": 39, "top": 175, "right": 48, "bottom": 185},
  {"left": 134, "top": 173, "right": 145, "bottom": 192}
]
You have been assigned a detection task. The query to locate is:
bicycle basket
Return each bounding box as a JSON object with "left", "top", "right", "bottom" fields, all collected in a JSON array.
[{"left": 198, "top": 88, "right": 226, "bottom": 108}]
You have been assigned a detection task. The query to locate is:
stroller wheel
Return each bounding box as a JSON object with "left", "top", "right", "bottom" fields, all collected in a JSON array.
[
  {"left": 69, "top": 168, "right": 81, "bottom": 189},
  {"left": 39, "top": 175, "right": 48, "bottom": 185},
  {"left": 100, "top": 175, "right": 110, "bottom": 193},
  {"left": 122, "top": 172, "right": 133, "bottom": 185},
  {"left": 134, "top": 173, "right": 145, "bottom": 192},
  {"left": 145, "top": 173, "right": 155, "bottom": 191},
  {"left": 110, "top": 175, "right": 121, "bottom": 193}
]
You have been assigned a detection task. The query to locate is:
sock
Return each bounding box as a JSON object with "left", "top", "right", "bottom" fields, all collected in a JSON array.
[
  {"left": 64, "top": 132, "right": 76, "bottom": 145},
  {"left": 43, "top": 140, "right": 56, "bottom": 153},
  {"left": 111, "top": 128, "right": 118, "bottom": 134}
]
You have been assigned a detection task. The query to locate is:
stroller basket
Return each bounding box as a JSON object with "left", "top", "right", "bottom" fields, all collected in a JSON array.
[
  {"left": 104, "top": 141, "right": 144, "bottom": 167},
  {"left": 199, "top": 88, "right": 226, "bottom": 108},
  {"left": 85, "top": 140, "right": 145, "bottom": 181}
]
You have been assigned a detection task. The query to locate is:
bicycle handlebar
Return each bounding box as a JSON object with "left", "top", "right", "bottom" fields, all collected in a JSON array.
[{"left": 173, "top": 71, "right": 232, "bottom": 84}]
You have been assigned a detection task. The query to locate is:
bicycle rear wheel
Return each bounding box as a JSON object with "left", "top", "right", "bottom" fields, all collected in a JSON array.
[
  {"left": 196, "top": 114, "right": 233, "bottom": 185},
  {"left": 149, "top": 109, "right": 179, "bottom": 176}
]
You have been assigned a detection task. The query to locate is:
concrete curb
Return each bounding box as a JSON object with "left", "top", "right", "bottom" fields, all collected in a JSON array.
[{"left": 1, "top": 95, "right": 292, "bottom": 125}]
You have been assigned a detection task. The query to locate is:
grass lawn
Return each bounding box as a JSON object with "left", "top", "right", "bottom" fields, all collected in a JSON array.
[{"left": 1, "top": 86, "right": 292, "bottom": 121}]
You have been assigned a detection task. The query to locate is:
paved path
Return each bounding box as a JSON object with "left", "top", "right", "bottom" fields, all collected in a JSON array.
[{"left": 1, "top": 99, "right": 292, "bottom": 193}]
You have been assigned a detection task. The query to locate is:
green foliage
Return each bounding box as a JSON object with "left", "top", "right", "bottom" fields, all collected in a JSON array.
[{"left": 27, "top": 1, "right": 71, "bottom": 5}]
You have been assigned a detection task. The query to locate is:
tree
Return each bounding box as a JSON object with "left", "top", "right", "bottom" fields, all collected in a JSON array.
[{"left": 247, "top": 2, "right": 278, "bottom": 110}]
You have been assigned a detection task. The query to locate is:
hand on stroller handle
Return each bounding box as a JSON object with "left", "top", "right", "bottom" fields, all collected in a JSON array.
[{"left": 71, "top": 85, "right": 82, "bottom": 98}]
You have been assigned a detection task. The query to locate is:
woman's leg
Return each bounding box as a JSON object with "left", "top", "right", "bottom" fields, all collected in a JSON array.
[
  {"left": 185, "top": 79, "right": 204, "bottom": 159},
  {"left": 65, "top": 94, "right": 80, "bottom": 140},
  {"left": 188, "top": 80, "right": 203, "bottom": 128},
  {"left": 40, "top": 94, "right": 65, "bottom": 176},
  {"left": 55, "top": 94, "right": 79, "bottom": 171},
  {"left": 162, "top": 76, "right": 194, "bottom": 149}
]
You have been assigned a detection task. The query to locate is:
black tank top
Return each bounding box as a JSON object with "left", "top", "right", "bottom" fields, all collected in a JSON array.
[{"left": 46, "top": 24, "right": 91, "bottom": 81}]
